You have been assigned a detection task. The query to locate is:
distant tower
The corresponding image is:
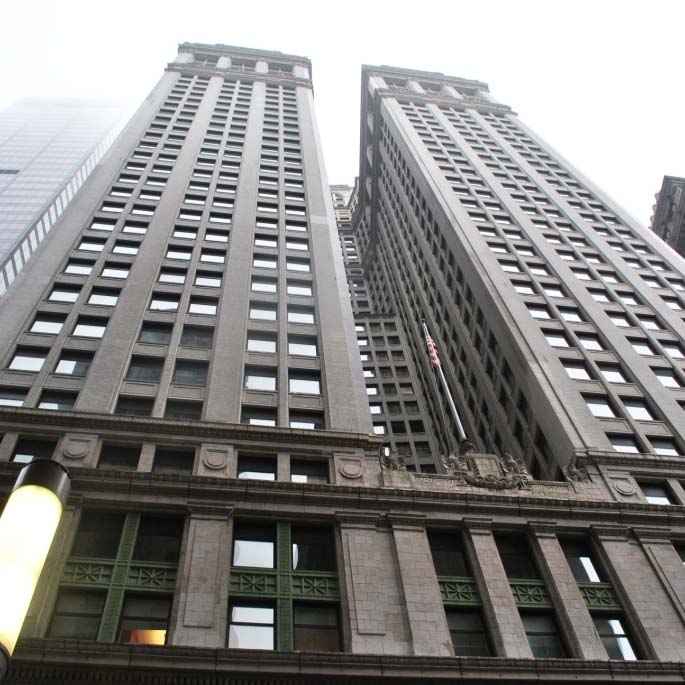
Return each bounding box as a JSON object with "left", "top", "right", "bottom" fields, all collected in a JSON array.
[
  {"left": 650, "top": 175, "right": 685, "bottom": 257},
  {"left": 0, "top": 98, "right": 123, "bottom": 295}
]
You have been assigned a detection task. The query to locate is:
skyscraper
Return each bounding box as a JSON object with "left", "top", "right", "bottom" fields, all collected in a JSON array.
[
  {"left": 0, "top": 98, "right": 123, "bottom": 296},
  {"left": 0, "top": 44, "right": 684, "bottom": 685}
]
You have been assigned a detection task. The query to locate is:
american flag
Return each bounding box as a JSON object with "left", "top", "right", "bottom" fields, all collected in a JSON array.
[{"left": 425, "top": 333, "right": 441, "bottom": 368}]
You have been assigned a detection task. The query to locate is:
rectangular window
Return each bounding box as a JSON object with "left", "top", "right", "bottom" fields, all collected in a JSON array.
[
  {"left": 127, "top": 357, "right": 164, "bottom": 382},
  {"left": 289, "top": 372, "right": 321, "bottom": 395},
  {"left": 237, "top": 454, "right": 276, "bottom": 481},
  {"left": 228, "top": 603, "right": 274, "bottom": 650},
  {"left": 38, "top": 390, "right": 77, "bottom": 410},
  {"left": 133, "top": 516, "right": 184, "bottom": 563},
  {"left": 593, "top": 616, "right": 638, "bottom": 660},
  {"left": 71, "top": 512, "right": 125, "bottom": 558},
  {"left": 152, "top": 448, "right": 195, "bottom": 475},
  {"left": 290, "top": 459, "right": 328, "bottom": 483},
  {"left": 233, "top": 522, "right": 276, "bottom": 568},
  {"left": 48, "top": 589, "right": 106, "bottom": 639},
  {"left": 521, "top": 612, "right": 566, "bottom": 658},
  {"left": 180, "top": 325, "right": 213, "bottom": 349},
  {"left": 118, "top": 594, "right": 171, "bottom": 645},
  {"left": 172, "top": 360, "right": 208, "bottom": 385},
  {"left": 428, "top": 531, "right": 470, "bottom": 576},
  {"left": 245, "top": 368, "right": 277, "bottom": 392},
  {"left": 446, "top": 609, "right": 491, "bottom": 656},
  {"left": 247, "top": 333, "right": 277, "bottom": 353},
  {"left": 293, "top": 604, "right": 340, "bottom": 652},
  {"left": 288, "top": 336, "right": 317, "bottom": 357},
  {"left": 292, "top": 526, "right": 335, "bottom": 571},
  {"left": 139, "top": 322, "right": 173, "bottom": 345},
  {"left": 495, "top": 535, "right": 538, "bottom": 578},
  {"left": 98, "top": 444, "right": 141, "bottom": 470}
]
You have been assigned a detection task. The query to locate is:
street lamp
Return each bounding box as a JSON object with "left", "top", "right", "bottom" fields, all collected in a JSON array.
[{"left": 0, "top": 459, "right": 71, "bottom": 680}]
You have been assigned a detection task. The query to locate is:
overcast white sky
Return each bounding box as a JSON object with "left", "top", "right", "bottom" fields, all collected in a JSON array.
[{"left": 2, "top": 0, "right": 683, "bottom": 225}]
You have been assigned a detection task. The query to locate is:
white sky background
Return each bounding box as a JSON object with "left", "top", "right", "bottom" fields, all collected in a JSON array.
[{"left": 1, "top": 0, "right": 683, "bottom": 225}]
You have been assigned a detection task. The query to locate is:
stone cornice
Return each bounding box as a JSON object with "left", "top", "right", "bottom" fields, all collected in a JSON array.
[
  {"left": 0, "top": 407, "right": 380, "bottom": 451},
  {"left": 166, "top": 63, "right": 314, "bottom": 89},
  {"left": 11, "top": 639, "right": 684, "bottom": 683},
  {"left": 376, "top": 88, "right": 513, "bottom": 115},
  {"left": 576, "top": 449, "right": 685, "bottom": 472},
  {"left": 178, "top": 42, "right": 311, "bottom": 67},
  {"left": 363, "top": 65, "right": 489, "bottom": 91}
]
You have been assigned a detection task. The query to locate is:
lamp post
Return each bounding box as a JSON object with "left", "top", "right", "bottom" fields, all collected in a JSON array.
[{"left": 0, "top": 459, "right": 71, "bottom": 680}]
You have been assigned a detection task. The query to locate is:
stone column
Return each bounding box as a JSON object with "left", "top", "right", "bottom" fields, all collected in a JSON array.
[
  {"left": 529, "top": 522, "right": 606, "bottom": 660},
  {"left": 336, "top": 512, "right": 411, "bottom": 655},
  {"left": 465, "top": 517, "right": 532, "bottom": 658},
  {"left": 593, "top": 524, "right": 685, "bottom": 661},
  {"left": 170, "top": 506, "right": 232, "bottom": 647},
  {"left": 388, "top": 513, "right": 452, "bottom": 656}
]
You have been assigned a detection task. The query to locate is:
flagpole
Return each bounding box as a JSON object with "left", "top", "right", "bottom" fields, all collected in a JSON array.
[{"left": 421, "top": 320, "right": 472, "bottom": 454}]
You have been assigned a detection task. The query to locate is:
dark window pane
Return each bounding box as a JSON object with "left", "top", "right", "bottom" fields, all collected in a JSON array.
[
  {"left": 237, "top": 454, "right": 276, "bottom": 480},
  {"left": 165, "top": 400, "right": 202, "bottom": 419},
  {"left": 152, "top": 448, "right": 194, "bottom": 475},
  {"left": 139, "top": 323, "right": 173, "bottom": 345},
  {"left": 54, "top": 352, "right": 93, "bottom": 376},
  {"left": 172, "top": 360, "right": 208, "bottom": 385},
  {"left": 521, "top": 612, "right": 566, "bottom": 658},
  {"left": 293, "top": 604, "right": 340, "bottom": 652},
  {"left": 290, "top": 459, "right": 328, "bottom": 484},
  {"left": 118, "top": 594, "right": 171, "bottom": 644},
  {"left": 428, "top": 531, "right": 469, "bottom": 576},
  {"left": 180, "top": 325, "right": 213, "bottom": 348},
  {"left": 48, "top": 589, "right": 106, "bottom": 639},
  {"left": 233, "top": 522, "right": 276, "bottom": 568},
  {"left": 12, "top": 437, "right": 57, "bottom": 464},
  {"left": 127, "top": 357, "right": 164, "bottom": 382},
  {"left": 98, "top": 444, "right": 141, "bottom": 470},
  {"left": 133, "top": 516, "right": 184, "bottom": 563},
  {"left": 561, "top": 539, "right": 604, "bottom": 582},
  {"left": 292, "top": 526, "right": 335, "bottom": 571},
  {"left": 496, "top": 536, "right": 538, "bottom": 579},
  {"left": 593, "top": 616, "right": 638, "bottom": 660},
  {"left": 446, "top": 609, "right": 491, "bottom": 656},
  {"left": 71, "top": 512, "right": 125, "bottom": 558},
  {"left": 115, "top": 396, "right": 154, "bottom": 416}
]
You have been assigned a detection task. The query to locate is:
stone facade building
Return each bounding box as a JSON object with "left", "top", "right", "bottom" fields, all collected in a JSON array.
[
  {"left": 651, "top": 175, "right": 685, "bottom": 258},
  {"left": 0, "top": 44, "right": 683, "bottom": 685}
]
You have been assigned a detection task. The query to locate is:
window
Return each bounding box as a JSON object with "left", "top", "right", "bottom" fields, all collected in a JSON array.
[
  {"left": 287, "top": 306, "right": 314, "bottom": 324},
  {"left": 623, "top": 399, "right": 654, "bottom": 421},
  {"left": 247, "top": 333, "right": 277, "bottom": 354},
  {"left": 584, "top": 396, "right": 617, "bottom": 418},
  {"left": 521, "top": 612, "right": 566, "bottom": 658},
  {"left": 593, "top": 616, "right": 638, "bottom": 661},
  {"left": 0, "top": 387, "right": 27, "bottom": 407},
  {"left": 287, "top": 281, "right": 312, "bottom": 296},
  {"left": 233, "top": 522, "right": 275, "bottom": 568},
  {"left": 528, "top": 306, "right": 551, "bottom": 320},
  {"left": 293, "top": 604, "right": 340, "bottom": 652},
  {"left": 139, "top": 322, "right": 173, "bottom": 345},
  {"left": 112, "top": 242, "right": 139, "bottom": 256},
  {"left": 200, "top": 250, "right": 225, "bottom": 264},
  {"left": 609, "top": 434, "right": 640, "bottom": 454},
  {"left": 30, "top": 314, "right": 65, "bottom": 334},
  {"left": 251, "top": 278, "right": 277, "bottom": 293},
  {"left": 544, "top": 332, "right": 569, "bottom": 348},
  {"left": 118, "top": 594, "right": 171, "bottom": 645},
  {"left": 195, "top": 273, "right": 221, "bottom": 288},
  {"left": 166, "top": 248, "right": 192, "bottom": 261},
  {"left": 639, "top": 483, "right": 674, "bottom": 505},
  {"left": 654, "top": 368, "right": 682, "bottom": 388},
  {"left": 241, "top": 406, "right": 277, "bottom": 427},
  {"left": 560, "top": 539, "right": 603, "bottom": 583},
  {"left": 562, "top": 361, "right": 591, "bottom": 380},
  {"left": 152, "top": 447, "right": 195, "bottom": 475},
  {"left": 559, "top": 308, "right": 583, "bottom": 323},
  {"left": 598, "top": 365, "right": 627, "bottom": 384},
  {"left": 172, "top": 360, "right": 208, "bottom": 385},
  {"left": 87, "top": 289, "right": 119, "bottom": 306},
  {"left": 286, "top": 259, "right": 310, "bottom": 273},
  {"left": 427, "top": 531, "right": 469, "bottom": 576},
  {"left": 9, "top": 349, "right": 47, "bottom": 371},
  {"left": 578, "top": 335, "right": 604, "bottom": 352},
  {"left": 496, "top": 536, "right": 538, "bottom": 579},
  {"left": 630, "top": 339, "right": 655, "bottom": 356},
  {"left": 249, "top": 304, "right": 277, "bottom": 321},
  {"left": 290, "top": 459, "right": 328, "bottom": 483},
  {"left": 292, "top": 526, "right": 335, "bottom": 571},
  {"left": 446, "top": 610, "right": 491, "bottom": 656},
  {"left": 289, "top": 371, "right": 321, "bottom": 394},
  {"left": 12, "top": 438, "right": 57, "bottom": 463},
  {"left": 38, "top": 391, "right": 77, "bottom": 410},
  {"left": 180, "top": 325, "right": 213, "bottom": 348},
  {"left": 99, "top": 444, "right": 141, "bottom": 470},
  {"left": 150, "top": 295, "right": 180, "bottom": 312},
  {"left": 289, "top": 411, "right": 325, "bottom": 430},
  {"left": 237, "top": 454, "right": 276, "bottom": 481},
  {"left": 133, "top": 516, "right": 183, "bottom": 563},
  {"left": 115, "top": 396, "right": 154, "bottom": 416},
  {"left": 102, "top": 264, "right": 130, "bottom": 280},
  {"left": 159, "top": 269, "right": 186, "bottom": 284},
  {"left": 188, "top": 298, "right": 217, "bottom": 315},
  {"left": 228, "top": 603, "right": 274, "bottom": 650},
  {"left": 73, "top": 317, "right": 107, "bottom": 338},
  {"left": 78, "top": 239, "right": 106, "bottom": 252},
  {"left": 71, "top": 512, "right": 125, "bottom": 558},
  {"left": 127, "top": 357, "right": 163, "bottom": 382},
  {"left": 663, "top": 344, "right": 685, "bottom": 360},
  {"left": 48, "top": 589, "right": 106, "bottom": 639},
  {"left": 65, "top": 260, "right": 94, "bottom": 276},
  {"left": 164, "top": 400, "right": 202, "bottom": 419},
  {"left": 650, "top": 438, "right": 680, "bottom": 456},
  {"left": 244, "top": 367, "right": 277, "bottom": 392},
  {"left": 48, "top": 286, "right": 80, "bottom": 303}
]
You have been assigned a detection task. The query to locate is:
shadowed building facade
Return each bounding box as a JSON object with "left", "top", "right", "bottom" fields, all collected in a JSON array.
[
  {"left": 651, "top": 175, "right": 685, "bottom": 258},
  {"left": 0, "top": 44, "right": 683, "bottom": 685}
]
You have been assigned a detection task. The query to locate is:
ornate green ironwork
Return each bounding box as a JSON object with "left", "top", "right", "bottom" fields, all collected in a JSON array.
[
  {"left": 438, "top": 576, "right": 481, "bottom": 606},
  {"left": 509, "top": 579, "right": 552, "bottom": 607},
  {"left": 127, "top": 563, "right": 177, "bottom": 590},
  {"left": 62, "top": 560, "right": 114, "bottom": 585},
  {"left": 291, "top": 572, "right": 339, "bottom": 598},
  {"left": 578, "top": 582, "right": 621, "bottom": 610},
  {"left": 230, "top": 570, "right": 278, "bottom": 595}
]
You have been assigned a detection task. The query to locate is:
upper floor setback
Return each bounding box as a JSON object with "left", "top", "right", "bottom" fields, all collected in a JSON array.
[{"left": 169, "top": 43, "right": 312, "bottom": 86}]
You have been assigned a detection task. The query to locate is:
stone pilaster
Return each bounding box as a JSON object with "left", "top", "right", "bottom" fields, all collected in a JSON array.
[{"left": 388, "top": 513, "right": 452, "bottom": 656}]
